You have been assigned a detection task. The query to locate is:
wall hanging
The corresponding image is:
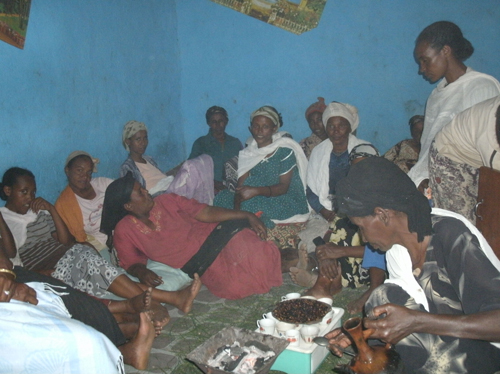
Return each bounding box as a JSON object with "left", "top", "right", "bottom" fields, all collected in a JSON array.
[{"left": 0, "top": 0, "right": 31, "bottom": 49}]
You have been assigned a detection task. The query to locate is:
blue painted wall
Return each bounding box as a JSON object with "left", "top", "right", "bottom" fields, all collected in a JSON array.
[
  {"left": 177, "top": 0, "right": 500, "bottom": 157},
  {"left": 0, "top": 1, "right": 183, "bottom": 202},
  {"left": 1, "top": 0, "right": 499, "bottom": 203}
]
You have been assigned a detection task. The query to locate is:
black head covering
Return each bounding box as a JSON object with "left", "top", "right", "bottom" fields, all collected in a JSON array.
[
  {"left": 100, "top": 172, "right": 136, "bottom": 237},
  {"left": 335, "top": 157, "right": 432, "bottom": 242}
]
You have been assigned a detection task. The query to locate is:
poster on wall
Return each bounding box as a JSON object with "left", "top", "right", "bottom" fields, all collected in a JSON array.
[
  {"left": 210, "top": 0, "right": 327, "bottom": 35},
  {"left": 0, "top": 0, "right": 32, "bottom": 49}
]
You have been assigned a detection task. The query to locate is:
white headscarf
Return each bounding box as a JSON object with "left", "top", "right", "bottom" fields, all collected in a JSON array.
[
  {"left": 322, "top": 102, "right": 359, "bottom": 132},
  {"left": 122, "top": 120, "right": 147, "bottom": 151}
]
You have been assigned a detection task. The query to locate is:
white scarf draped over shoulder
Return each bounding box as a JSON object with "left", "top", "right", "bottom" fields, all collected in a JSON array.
[
  {"left": 307, "top": 134, "right": 369, "bottom": 211},
  {"left": 238, "top": 131, "right": 308, "bottom": 189}
]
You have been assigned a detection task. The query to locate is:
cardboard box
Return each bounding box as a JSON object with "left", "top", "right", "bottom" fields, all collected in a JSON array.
[{"left": 268, "top": 306, "right": 345, "bottom": 374}]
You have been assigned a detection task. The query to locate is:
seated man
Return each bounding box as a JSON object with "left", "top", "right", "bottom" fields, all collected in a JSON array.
[{"left": 326, "top": 157, "right": 500, "bottom": 373}]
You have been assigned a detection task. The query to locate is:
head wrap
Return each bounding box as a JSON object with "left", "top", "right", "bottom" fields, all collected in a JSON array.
[
  {"left": 335, "top": 157, "right": 431, "bottom": 242},
  {"left": 348, "top": 143, "right": 379, "bottom": 163},
  {"left": 205, "top": 106, "right": 228, "bottom": 123},
  {"left": 305, "top": 97, "right": 327, "bottom": 120},
  {"left": 65, "top": 151, "right": 99, "bottom": 173},
  {"left": 122, "top": 120, "right": 147, "bottom": 151},
  {"left": 250, "top": 106, "right": 280, "bottom": 128},
  {"left": 100, "top": 172, "right": 136, "bottom": 237},
  {"left": 322, "top": 102, "right": 359, "bottom": 132}
]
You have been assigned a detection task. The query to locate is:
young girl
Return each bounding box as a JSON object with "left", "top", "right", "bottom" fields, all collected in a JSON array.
[{"left": 0, "top": 167, "right": 200, "bottom": 311}]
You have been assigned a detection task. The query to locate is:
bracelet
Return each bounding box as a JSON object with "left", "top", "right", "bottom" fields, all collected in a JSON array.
[
  {"left": 0, "top": 268, "right": 16, "bottom": 280},
  {"left": 268, "top": 186, "right": 272, "bottom": 197}
]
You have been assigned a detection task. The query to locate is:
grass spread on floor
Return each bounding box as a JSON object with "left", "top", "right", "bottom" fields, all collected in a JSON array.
[{"left": 124, "top": 274, "right": 365, "bottom": 374}]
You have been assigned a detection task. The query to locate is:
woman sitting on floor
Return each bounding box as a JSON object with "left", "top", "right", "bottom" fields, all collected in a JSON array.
[
  {"left": 0, "top": 167, "right": 201, "bottom": 316},
  {"left": 213, "top": 105, "right": 309, "bottom": 249},
  {"left": 291, "top": 144, "right": 386, "bottom": 313},
  {"left": 56, "top": 150, "right": 192, "bottom": 291},
  {"left": 120, "top": 120, "right": 214, "bottom": 204},
  {"left": 100, "top": 173, "right": 283, "bottom": 300},
  {"left": 384, "top": 114, "right": 424, "bottom": 173},
  {"left": 299, "top": 97, "right": 328, "bottom": 159},
  {"left": 188, "top": 106, "right": 242, "bottom": 193},
  {"left": 326, "top": 157, "right": 500, "bottom": 373}
]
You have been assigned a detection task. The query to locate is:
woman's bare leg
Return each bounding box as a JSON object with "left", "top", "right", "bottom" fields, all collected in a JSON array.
[{"left": 118, "top": 311, "right": 156, "bottom": 370}]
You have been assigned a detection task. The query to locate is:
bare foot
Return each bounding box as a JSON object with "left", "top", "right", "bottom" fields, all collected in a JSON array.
[
  {"left": 150, "top": 301, "right": 171, "bottom": 328},
  {"left": 290, "top": 267, "right": 317, "bottom": 287},
  {"left": 119, "top": 311, "right": 156, "bottom": 370},
  {"left": 126, "top": 287, "right": 153, "bottom": 313},
  {"left": 151, "top": 310, "right": 169, "bottom": 336},
  {"left": 304, "top": 275, "right": 342, "bottom": 299},
  {"left": 296, "top": 244, "right": 309, "bottom": 270},
  {"left": 171, "top": 273, "right": 201, "bottom": 314}
]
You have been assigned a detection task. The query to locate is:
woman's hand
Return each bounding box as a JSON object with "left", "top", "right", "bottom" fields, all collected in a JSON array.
[
  {"left": 29, "top": 197, "right": 53, "bottom": 214},
  {"left": 316, "top": 243, "right": 345, "bottom": 261},
  {"left": 235, "top": 186, "right": 260, "bottom": 202},
  {"left": 247, "top": 213, "right": 267, "bottom": 240},
  {"left": 128, "top": 263, "right": 163, "bottom": 287},
  {"left": 320, "top": 208, "right": 336, "bottom": 222},
  {"left": 0, "top": 275, "right": 38, "bottom": 305},
  {"left": 318, "top": 258, "right": 341, "bottom": 280},
  {"left": 363, "top": 303, "right": 416, "bottom": 344}
]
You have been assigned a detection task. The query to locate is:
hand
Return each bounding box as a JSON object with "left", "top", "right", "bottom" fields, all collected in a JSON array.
[
  {"left": 318, "top": 258, "right": 341, "bottom": 280},
  {"left": 0, "top": 275, "right": 38, "bottom": 305},
  {"left": 214, "top": 180, "right": 226, "bottom": 192},
  {"left": 324, "top": 328, "right": 353, "bottom": 357},
  {"left": 30, "top": 197, "right": 53, "bottom": 214},
  {"left": 363, "top": 303, "right": 416, "bottom": 344},
  {"left": 320, "top": 208, "right": 336, "bottom": 222},
  {"left": 316, "top": 243, "right": 344, "bottom": 261},
  {"left": 235, "top": 186, "right": 259, "bottom": 202},
  {"left": 247, "top": 213, "right": 267, "bottom": 240},
  {"left": 136, "top": 268, "right": 163, "bottom": 288},
  {"left": 417, "top": 179, "right": 429, "bottom": 194}
]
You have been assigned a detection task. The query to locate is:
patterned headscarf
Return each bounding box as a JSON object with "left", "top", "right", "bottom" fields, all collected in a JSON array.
[
  {"left": 100, "top": 172, "right": 136, "bottom": 237},
  {"left": 335, "top": 157, "right": 432, "bottom": 242},
  {"left": 250, "top": 106, "right": 280, "bottom": 128},
  {"left": 122, "top": 120, "right": 147, "bottom": 151},
  {"left": 65, "top": 151, "right": 99, "bottom": 173},
  {"left": 322, "top": 102, "right": 359, "bottom": 132},
  {"left": 305, "top": 97, "right": 327, "bottom": 120},
  {"left": 348, "top": 143, "right": 380, "bottom": 163}
]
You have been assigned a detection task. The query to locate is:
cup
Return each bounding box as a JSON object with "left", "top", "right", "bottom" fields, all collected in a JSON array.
[
  {"left": 262, "top": 312, "right": 278, "bottom": 322},
  {"left": 300, "top": 295, "right": 316, "bottom": 300},
  {"left": 276, "top": 321, "right": 295, "bottom": 338},
  {"left": 317, "top": 297, "right": 333, "bottom": 306},
  {"left": 281, "top": 292, "right": 301, "bottom": 301},
  {"left": 320, "top": 309, "right": 334, "bottom": 326},
  {"left": 285, "top": 329, "right": 301, "bottom": 347},
  {"left": 300, "top": 325, "right": 320, "bottom": 346},
  {"left": 257, "top": 318, "right": 276, "bottom": 335}
]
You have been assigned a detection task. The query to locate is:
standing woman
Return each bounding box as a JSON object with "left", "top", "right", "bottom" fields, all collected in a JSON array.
[{"left": 408, "top": 21, "right": 500, "bottom": 191}]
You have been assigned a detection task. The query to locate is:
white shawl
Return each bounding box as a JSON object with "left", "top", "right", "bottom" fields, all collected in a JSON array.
[
  {"left": 408, "top": 68, "right": 500, "bottom": 187},
  {"left": 307, "top": 134, "right": 369, "bottom": 211}
]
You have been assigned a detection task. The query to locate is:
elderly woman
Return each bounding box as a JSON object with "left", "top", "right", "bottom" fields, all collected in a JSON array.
[
  {"left": 430, "top": 95, "right": 500, "bottom": 224},
  {"left": 299, "top": 97, "right": 328, "bottom": 159},
  {"left": 384, "top": 115, "right": 424, "bottom": 173},
  {"left": 100, "top": 173, "right": 283, "bottom": 300},
  {"left": 306, "top": 101, "right": 372, "bottom": 222},
  {"left": 189, "top": 106, "right": 243, "bottom": 192},
  {"left": 408, "top": 21, "right": 500, "bottom": 191},
  {"left": 326, "top": 157, "right": 500, "bottom": 373},
  {"left": 120, "top": 120, "right": 214, "bottom": 204},
  {"left": 56, "top": 151, "right": 191, "bottom": 291},
  {"left": 213, "top": 106, "right": 309, "bottom": 248}
]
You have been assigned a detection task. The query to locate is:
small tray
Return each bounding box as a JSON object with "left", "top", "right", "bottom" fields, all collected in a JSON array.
[{"left": 272, "top": 298, "right": 331, "bottom": 324}]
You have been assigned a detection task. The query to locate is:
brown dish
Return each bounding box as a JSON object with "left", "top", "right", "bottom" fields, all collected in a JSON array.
[{"left": 272, "top": 298, "right": 331, "bottom": 324}]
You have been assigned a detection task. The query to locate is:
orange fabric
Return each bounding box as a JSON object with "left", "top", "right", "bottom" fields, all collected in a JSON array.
[{"left": 55, "top": 185, "right": 87, "bottom": 242}]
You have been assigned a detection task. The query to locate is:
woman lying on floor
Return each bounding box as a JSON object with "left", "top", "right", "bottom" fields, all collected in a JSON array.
[
  {"left": 55, "top": 150, "right": 194, "bottom": 291},
  {"left": 0, "top": 167, "right": 201, "bottom": 323},
  {"left": 0, "top": 212, "right": 154, "bottom": 370},
  {"left": 101, "top": 172, "right": 285, "bottom": 300}
]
